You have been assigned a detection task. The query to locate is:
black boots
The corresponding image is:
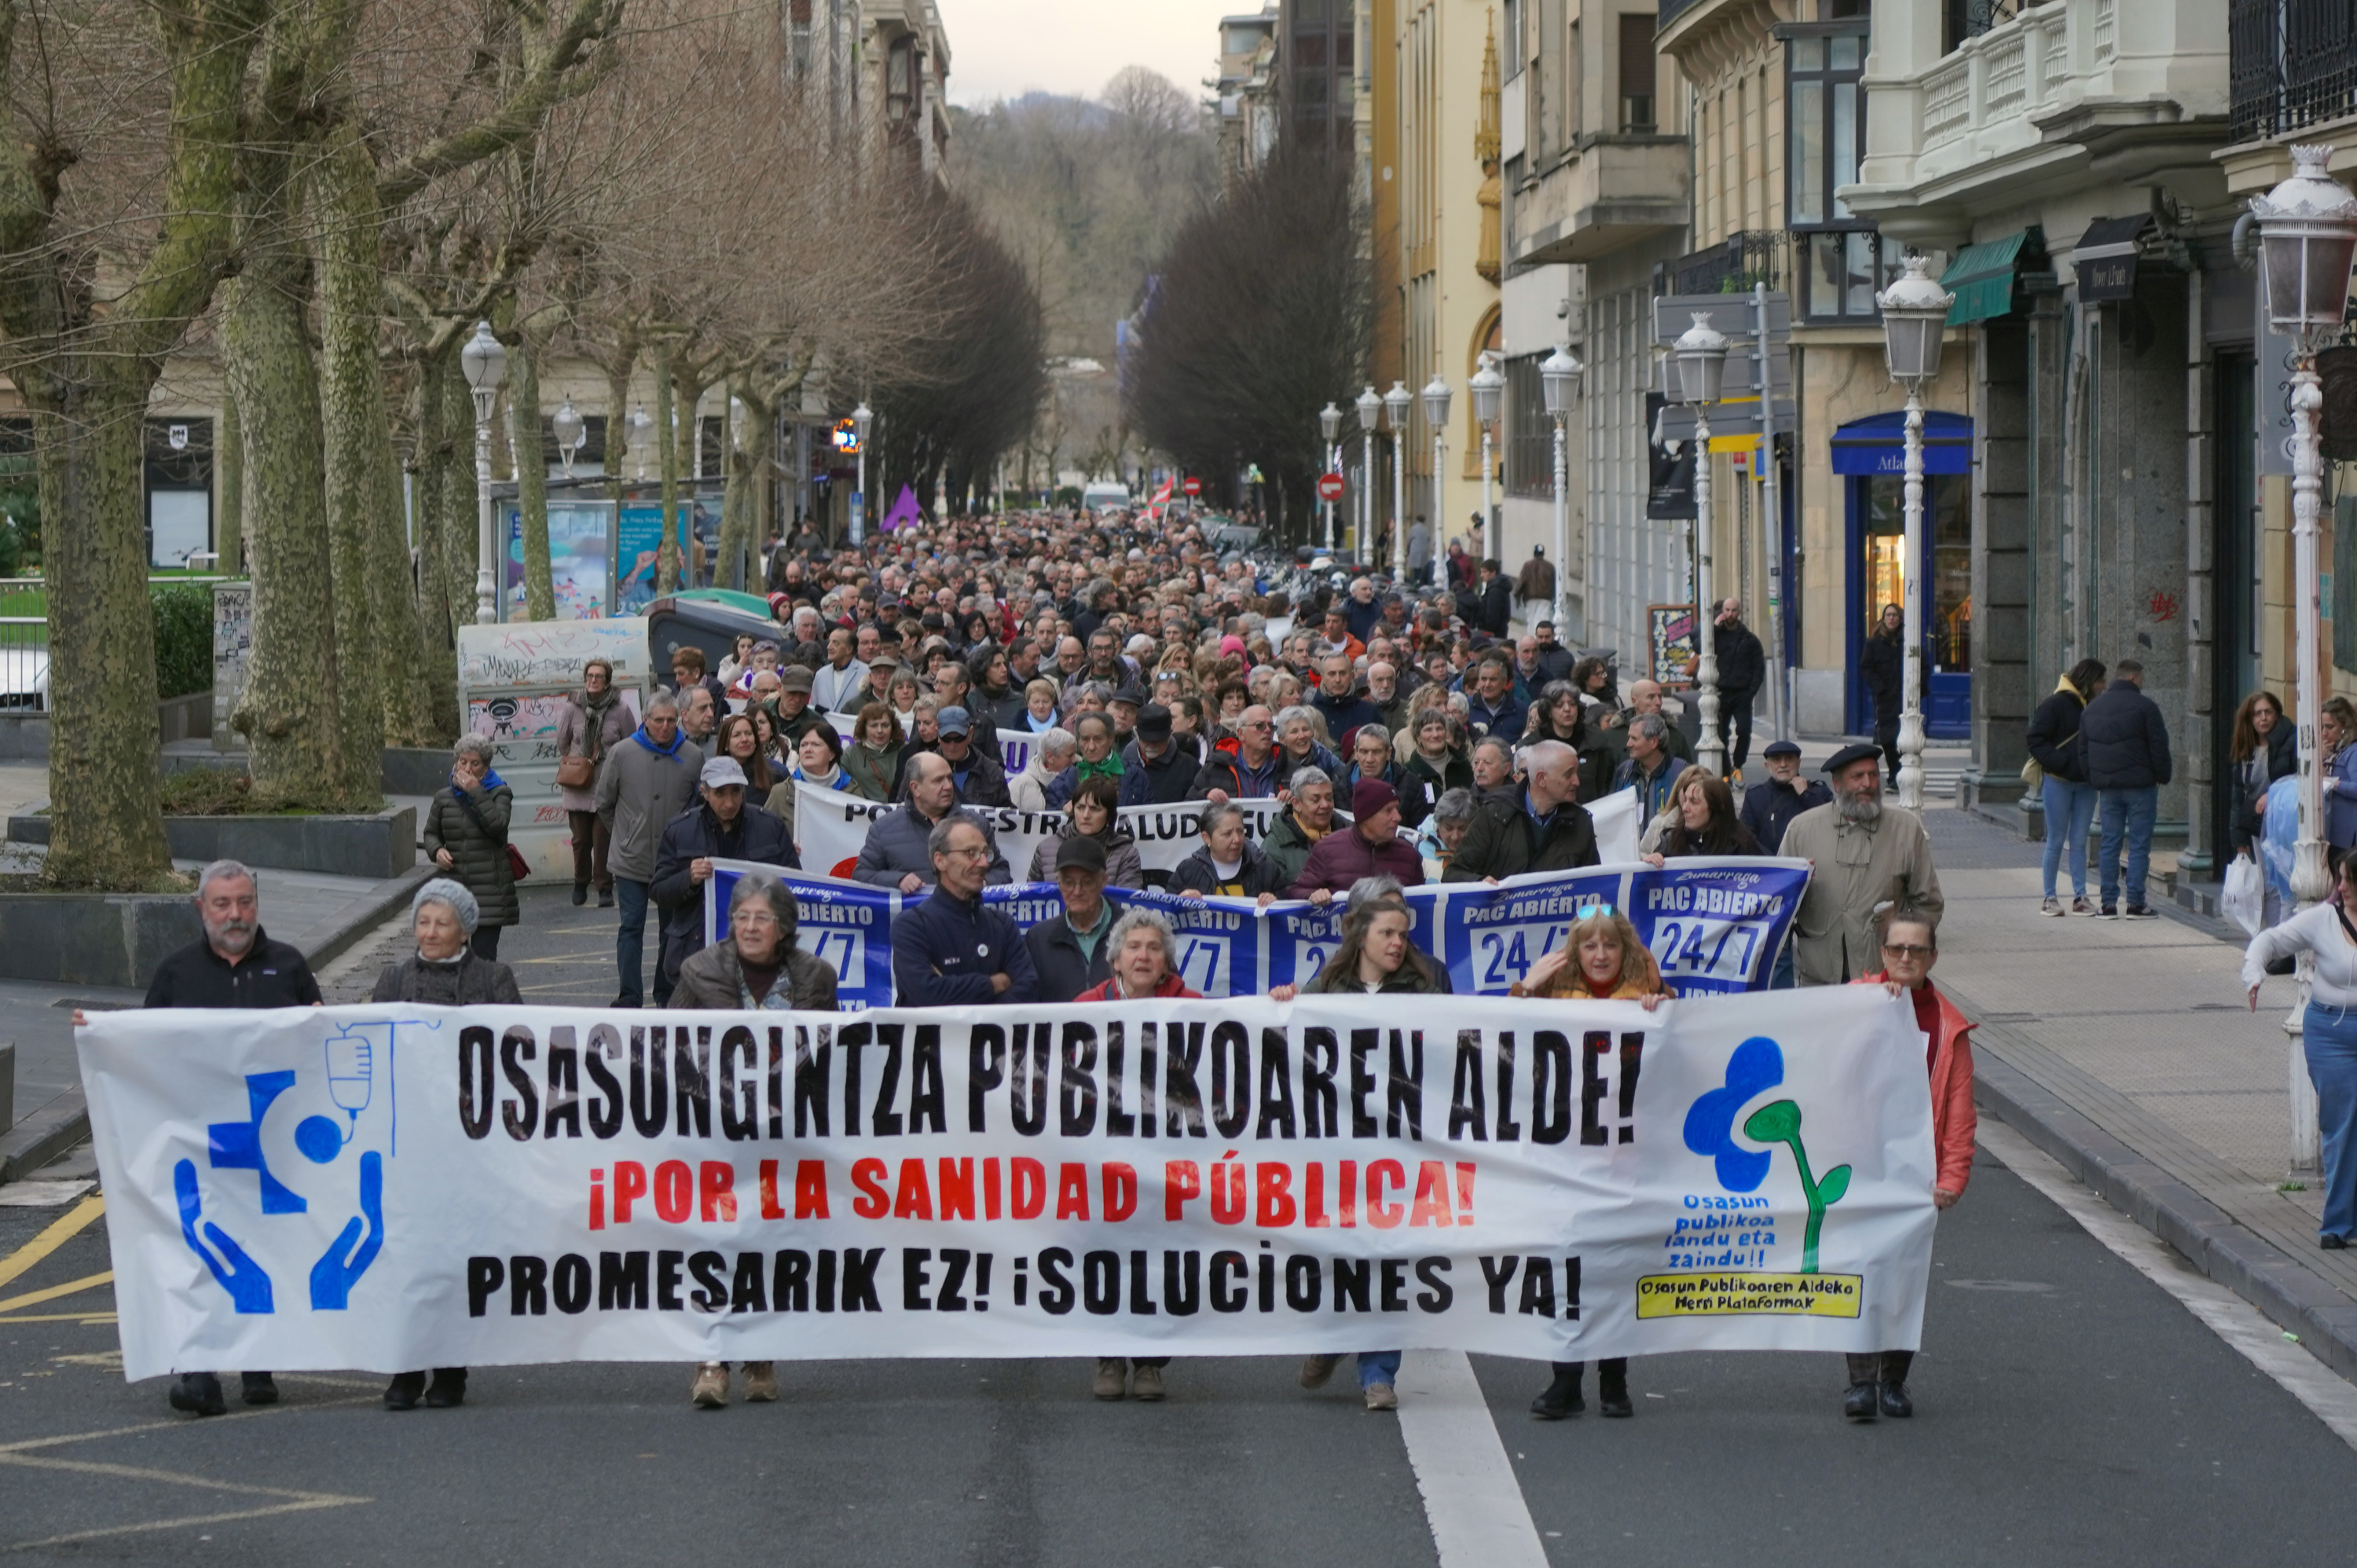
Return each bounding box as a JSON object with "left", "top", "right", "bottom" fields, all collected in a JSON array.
[
  {"left": 1846, "top": 1351, "right": 1915, "bottom": 1420},
  {"left": 239, "top": 1372, "right": 277, "bottom": 1406},
  {"left": 1530, "top": 1359, "right": 1633, "bottom": 1420},
  {"left": 169, "top": 1372, "right": 226, "bottom": 1416},
  {"left": 1529, "top": 1364, "right": 1584, "bottom": 1420},
  {"left": 387, "top": 1368, "right": 467, "bottom": 1409}
]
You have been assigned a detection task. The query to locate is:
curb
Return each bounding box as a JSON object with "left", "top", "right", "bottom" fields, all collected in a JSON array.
[
  {"left": 0, "top": 1088, "right": 88, "bottom": 1183},
  {"left": 1971, "top": 1049, "right": 2357, "bottom": 1384},
  {"left": 0, "top": 863, "right": 431, "bottom": 1186}
]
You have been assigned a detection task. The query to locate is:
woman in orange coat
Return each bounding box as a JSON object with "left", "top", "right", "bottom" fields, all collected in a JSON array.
[
  {"left": 1849, "top": 901, "right": 1975, "bottom": 1423},
  {"left": 1512, "top": 908, "right": 1671, "bottom": 1421}
]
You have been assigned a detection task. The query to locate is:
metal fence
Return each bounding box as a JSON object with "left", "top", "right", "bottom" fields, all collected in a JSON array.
[
  {"left": 0, "top": 575, "right": 231, "bottom": 711},
  {"left": 2231, "top": 0, "right": 2357, "bottom": 145}
]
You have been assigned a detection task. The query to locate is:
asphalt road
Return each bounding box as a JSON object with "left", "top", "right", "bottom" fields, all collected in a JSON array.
[
  {"left": 4, "top": 1136, "right": 2352, "bottom": 1566},
  {"left": 10, "top": 883, "right": 2355, "bottom": 1565}
]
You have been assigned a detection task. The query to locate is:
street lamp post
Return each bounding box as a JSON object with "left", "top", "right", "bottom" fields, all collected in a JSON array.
[
  {"left": 1672, "top": 313, "right": 1730, "bottom": 777},
  {"left": 460, "top": 321, "right": 508, "bottom": 625},
  {"left": 1470, "top": 353, "right": 1503, "bottom": 572},
  {"left": 1874, "top": 255, "right": 1957, "bottom": 812},
  {"left": 1541, "top": 346, "right": 1583, "bottom": 636},
  {"left": 1318, "top": 401, "right": 1343, "bottom": 552},
  {"left": 1356, "top": 386, "right": 1381, "bottom": 561},
  {"left": 2253, "top": 145, "right": 2357, "bottom": 1174},
  {"left": 552, "top": 397, "right": 586, "bottom": 482},
  {"left": 852, "top": 401, "right": 874, "bottom": 546},
  {"left": 1384, "top": 381, "right": 1412, "bottom": 584},
  {"left": 1420, "top": 374, "right": 1451, "bottom": 583}
]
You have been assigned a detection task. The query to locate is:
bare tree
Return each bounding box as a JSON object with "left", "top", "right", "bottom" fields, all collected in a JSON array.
[{"left": 1126, "top": 141, "right": 1368, "bottom": 537}]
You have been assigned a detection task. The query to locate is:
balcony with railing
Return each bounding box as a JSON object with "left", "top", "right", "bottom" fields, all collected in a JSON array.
[
  {"left": 2231, "top": 0, "right": 2357, "bottom": 145},
  {"left": 1659, "top": 231, "right": 1791, "bottom": 298},
  {"left": 1846, "top": 0, "right": 2223, "bottom": 223}
]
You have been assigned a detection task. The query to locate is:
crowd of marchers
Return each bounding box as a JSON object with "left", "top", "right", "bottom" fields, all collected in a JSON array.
[{"left": 119, "top": 503, "right": 1970, "bottom": 1433}]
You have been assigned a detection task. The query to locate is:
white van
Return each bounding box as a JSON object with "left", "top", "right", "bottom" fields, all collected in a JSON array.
[{"left": 1081, "top": 482, "right": 1131, "bottom": 512}]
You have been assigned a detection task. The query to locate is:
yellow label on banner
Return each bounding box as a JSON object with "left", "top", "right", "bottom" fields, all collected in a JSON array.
[{"left": 1635, "top": 1271, "right": 1864, "bottom": 1318}]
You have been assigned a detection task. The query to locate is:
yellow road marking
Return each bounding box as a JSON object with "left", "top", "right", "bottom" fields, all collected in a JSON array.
[
  {"left": 0, "top": 1196, "right": 104, "bottom": 1292},
  {"left": 5, "top": 1497, "right": 365, "bottom": 1553},
  {"left": 0, "top": 1312, "right": 113, "bottom": 1326},
  {"left": 0, "top": 1269, "right": 110, "bottom": 1316}
]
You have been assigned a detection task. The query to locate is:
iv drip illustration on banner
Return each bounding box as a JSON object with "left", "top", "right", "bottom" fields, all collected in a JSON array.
[{"left": 174, "top": 1019, "right": 424, "bottom": 1316}]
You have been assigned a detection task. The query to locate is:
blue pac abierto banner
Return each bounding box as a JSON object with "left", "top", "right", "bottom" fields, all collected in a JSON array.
[
  {"left": 706, "top": 866, "right": 899, "bottom": 1009},
  {"left": 1622, "top": 858, "right": 1808, "bottom": 997},
  {"left": 1434, "top": 870, "right": 1622, "bottom": 995},
  {"left": 706, "top": 858, "right": 1810, "bottom": 1005}
]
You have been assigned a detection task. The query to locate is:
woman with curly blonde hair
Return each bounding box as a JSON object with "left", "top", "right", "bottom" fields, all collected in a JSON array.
[{"left": 1513, "top": 906, "right": 1670, "bottom": 1423}]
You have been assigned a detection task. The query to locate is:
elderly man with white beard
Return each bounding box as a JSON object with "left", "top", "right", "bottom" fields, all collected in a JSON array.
[{"left": 1780, "top": 742, "right": 1944, "bottom": 986}]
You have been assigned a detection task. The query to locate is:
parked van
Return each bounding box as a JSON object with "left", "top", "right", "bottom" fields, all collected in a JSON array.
[{"left": 1081, "top": 482, "right": 1131, "bottom": 512}]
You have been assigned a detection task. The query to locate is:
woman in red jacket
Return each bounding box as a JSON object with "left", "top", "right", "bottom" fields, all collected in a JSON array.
[
  {"left": 1073, "top": 907, "right": 1200, "bottom": 1405},
  {"left": 1849, "top": 901, "right": 1975, "bottom": 1423}
]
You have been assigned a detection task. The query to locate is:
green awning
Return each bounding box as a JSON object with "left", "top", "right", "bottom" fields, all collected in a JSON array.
[{"left": 1941, "top": 225, "right": 2045, "bottom": 325}]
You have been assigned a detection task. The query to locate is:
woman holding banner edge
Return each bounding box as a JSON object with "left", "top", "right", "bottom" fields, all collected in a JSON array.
[
  {"left": 1512, "top": 907, "right": 1673, "bottom": 1420},
  {"left": 1270, "top": 880, "right": 1450, "bottom": 1411},
  {"left": 1074, "top": 908, "right": 1202, "bottom": 1403}
]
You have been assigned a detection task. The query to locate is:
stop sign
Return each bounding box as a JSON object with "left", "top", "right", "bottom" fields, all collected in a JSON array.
[
  {"left": 1182, "top": 476, "right": 1202, "bottom": 496},
  {"left": 1317, "top": 472, "right": 1345, "bottom": 502}
]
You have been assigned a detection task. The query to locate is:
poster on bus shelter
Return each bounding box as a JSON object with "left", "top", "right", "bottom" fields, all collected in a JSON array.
[{"left": 502, "top": 501, "right": 614, "bottom": 621}]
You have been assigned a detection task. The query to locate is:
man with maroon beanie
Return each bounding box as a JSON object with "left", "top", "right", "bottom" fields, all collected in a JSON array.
[{"left": 1288, "top": 779, "right": 1426, "bottom": 902}]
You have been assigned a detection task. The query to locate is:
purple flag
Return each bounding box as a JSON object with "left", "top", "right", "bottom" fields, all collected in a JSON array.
[{"left": 882, "top": 485, "right": 924, "bottom": 532}]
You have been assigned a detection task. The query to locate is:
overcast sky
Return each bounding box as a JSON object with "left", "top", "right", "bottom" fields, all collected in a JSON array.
[{"left": 944, "top": 0, "right": 1245, "bottom": 106}]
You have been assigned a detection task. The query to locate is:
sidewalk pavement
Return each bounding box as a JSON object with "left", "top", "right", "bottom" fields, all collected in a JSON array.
[{"left": 1913, "top": 802, "right": 2357, "bottom": 1377}]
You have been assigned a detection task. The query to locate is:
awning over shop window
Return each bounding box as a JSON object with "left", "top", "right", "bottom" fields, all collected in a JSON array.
[
  {"left": 1941, "top": 227, "right": 2044, "bottom": 325},
  {"left": 1829, "top": 409, "right": 1973, "bottom": 476},
  {"left": 2073, "top": 214, "right": 2154, "bottom": 303}
]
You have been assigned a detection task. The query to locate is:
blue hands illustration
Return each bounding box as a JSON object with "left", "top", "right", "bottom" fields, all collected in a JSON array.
[
  {"left": 308, "top": 1151, "right": 384, "bottom": 1310},
  {"left": 174, "top": 1159, "right": 274, "bottom": 1314},
  {"left": 1682, "top": 1036, "right": 1787, "bottom": 1193}
]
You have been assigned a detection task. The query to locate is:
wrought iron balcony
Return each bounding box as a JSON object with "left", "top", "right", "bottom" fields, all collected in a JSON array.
[
  {"left": 1659, "top": 230, "right": 1790, "bottom": 298},
  {"left": 2231, "top": 0, "right": 2357, "bottom": 145}
]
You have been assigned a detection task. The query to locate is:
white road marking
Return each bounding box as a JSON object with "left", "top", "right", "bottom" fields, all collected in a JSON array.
[
  {"left": 1395, "top": 1350, "right": 1549, "bottom": 1568},
  {"left": 1978, "top": 1119, "right": 2357, "bottom": 1450}
]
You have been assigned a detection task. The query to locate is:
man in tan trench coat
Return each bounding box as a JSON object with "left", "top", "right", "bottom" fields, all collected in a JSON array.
[{"left": 1782, "top": 743, "right": 1944, "bottom": 985}]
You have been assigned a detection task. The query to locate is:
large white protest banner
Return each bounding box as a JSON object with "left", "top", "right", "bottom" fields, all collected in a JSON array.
[
  {"left": 82, "top": 990, "right": 1931, "bottom": 1379},
  {"left": 791, "top": 778, "right": 1641, "bottom": 885}
]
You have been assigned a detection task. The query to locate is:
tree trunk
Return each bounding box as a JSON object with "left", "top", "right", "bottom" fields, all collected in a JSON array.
[
  {"left": 218, "top": 390, "right": 243, "bottom": 576},
  {"left": 505, "top": 316, "right": 554, "bottom": 621},
  {"left": 314, "top": 123, "right": 408, "bottom": 779},
  {"left": 34, "top": 366, "right": 173, "bottom": 887},
  {"left": 409, "top": 359, "right": 458, "bottom": 734},
  {"left": 654, "top": 341, "right": 680, "bottom": 596},
  {"left": 718, "top": 379, "right": 768, "bottom": 591},
  {"left": 438, "top": 354, "right": 480, "bottom": 638},
  {"left": 222, "top": 203, "right": 352, "bottom": 803}
]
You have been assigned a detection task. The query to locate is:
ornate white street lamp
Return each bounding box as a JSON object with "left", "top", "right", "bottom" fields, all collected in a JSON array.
[
  {"left": 1355, "top": 385, "right": 1382, "bottom": 559},
  {"left": 459, "top": 321, "right": 508, "bottom": 625},
  {"left": 1672, "top": 312, "right": 1730, "bottom": 776},
  {"left": 1384, "top": 380, "right": 1412, "bottom": 583},
  {"left": 552, "top": 397, "right": 585, "bottom": 481},
  {"left": 1875, "top": 254, "right": 1956, "bottom": 811},
  {"left": 852, "top": 401, "right": 874, "bottom": 545},
  {"left": 1540, "top": 345, "right": 1583, "bottom": 636},
  {"left": 1318, "top": 401, "right": 1343, "bottom": 552},
  {"left": 626, "top": 404, "right": 654, "bottom": 482},
  {"left": 2253, "top": 143, "right": 2357, "bottom": 1173},
  {"left": 1420, "top": 373, "right": 1451, "bottom": 582},
  {"left": 1469, "top": 352, "right": 1504, "bottom": 568}
]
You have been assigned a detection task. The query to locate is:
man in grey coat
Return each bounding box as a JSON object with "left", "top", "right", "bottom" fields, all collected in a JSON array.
[
  {"left": 1781, "top": 744, "right": 1944, "bottom": 986},
  {"left": 595, "top": 691, "right": 704, "bottom": 1006}
]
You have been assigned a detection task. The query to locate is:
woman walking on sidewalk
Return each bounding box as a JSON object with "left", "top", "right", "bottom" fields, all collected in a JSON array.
[
  {"left": 2027, "top": 660, "right": 2106, "bottom": 916},
  {"left": 424, "top": 735, "right": 519, "bottom": 959},
  {"left": 1849, "top": 903, "right": 1975, "bottom": 1421},
  {"left": 557, "top": 659, "right": 632, "bottom": 908},
  {"left": 2245, "top": 855, "right": 2357, "bottom": 1250}
]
